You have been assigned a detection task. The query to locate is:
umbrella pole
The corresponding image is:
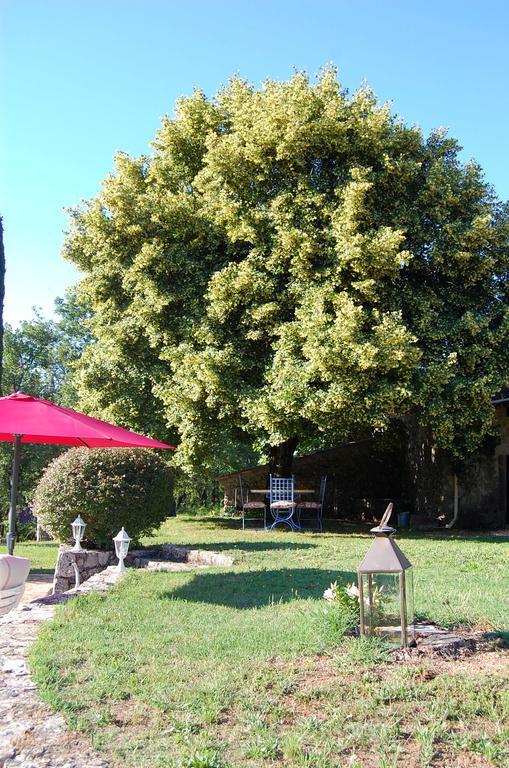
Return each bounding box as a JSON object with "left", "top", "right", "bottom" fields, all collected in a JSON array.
[{"left": 6, "top": 434, "right": 22, "bottom": 555}]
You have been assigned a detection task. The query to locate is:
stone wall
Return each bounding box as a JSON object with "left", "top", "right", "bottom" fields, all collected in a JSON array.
[
  {"left": 52, "top": 547, "right": 117, "bottom": 594},
  {"left": 435, "top": 404, "right": 509, "bottom": 528}
]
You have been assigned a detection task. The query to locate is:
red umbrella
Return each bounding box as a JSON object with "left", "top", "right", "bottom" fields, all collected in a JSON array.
[{"left": 0, "top": 392, "right": 175, "bottom": 553}]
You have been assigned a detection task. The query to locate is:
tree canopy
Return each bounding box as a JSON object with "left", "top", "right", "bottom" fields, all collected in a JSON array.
[
  {"left": 64, "top": 68, "right": 509, "bottom": 476},
  {"left": 0, "top": 292, "right": 92, "bottom": 515}
]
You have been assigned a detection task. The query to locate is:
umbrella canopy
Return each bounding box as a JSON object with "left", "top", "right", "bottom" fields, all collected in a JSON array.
[
  {"left": 0, "top": 392, "right": 175, "bottom": 448},
  {"left": 0, "top": 392, "right": 175, "bottom": 553}
]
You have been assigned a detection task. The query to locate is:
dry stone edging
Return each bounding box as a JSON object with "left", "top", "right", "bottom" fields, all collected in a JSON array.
[
  {"left": 0, "top": 568, "right": 123, "bottom": 768},
  {"left": 52, "top": 544, "right": 234, "bottom": 595},
  {"left": 127, "top": 544, "right": 234, "bottom": 570},
  {"left": 52, "top": 547, "right": 117, "bottom": 594}
]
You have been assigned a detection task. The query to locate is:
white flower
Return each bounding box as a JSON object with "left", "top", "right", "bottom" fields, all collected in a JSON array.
[
  {"left": 323, "top": 581, "right": 338, "bottom": 601},
  {"left": 345, "top": 583, "right": 360, "bottom": 599}
]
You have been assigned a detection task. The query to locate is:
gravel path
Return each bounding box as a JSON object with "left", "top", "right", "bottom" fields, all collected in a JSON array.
[{"left": 21, "top": 576, "right": 53, "bottom": 605}]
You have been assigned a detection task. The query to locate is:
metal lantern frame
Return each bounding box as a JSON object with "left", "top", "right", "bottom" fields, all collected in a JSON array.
[
  {"left": 71, "top": 515, "right": 87, "bottom": 551},
  {"left": 357, "top": 503, "right": 414, "bottom": 648},
  {"left": 113, "top": 527, "right": 131, "bottom": 572}
]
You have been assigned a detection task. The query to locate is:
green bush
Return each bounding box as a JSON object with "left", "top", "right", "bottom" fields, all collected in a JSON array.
[
  {"left": 32, "top": 448, "right": 174, "bottom": 547},
  {"left": 17, "top": 508, "right": 38, "bottom": 541}
]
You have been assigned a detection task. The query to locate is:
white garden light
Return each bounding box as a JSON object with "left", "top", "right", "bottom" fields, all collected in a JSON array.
[
  {"left": 71, "top": 515, "right": 87, "bottom": 551},
  {"left": 113, "top": 527, "right": 131, "bottom": 572}
]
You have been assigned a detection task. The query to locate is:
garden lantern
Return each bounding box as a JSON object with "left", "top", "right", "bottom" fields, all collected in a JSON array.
[
  {"left": 113, "top": 527, "right": 131, "bottom": 572},
  {"left": 71, "top": 515, "right": 87, "bottom": 551},
  {"left": 357, "top": 503, "right": 414, "bottom": 647}
]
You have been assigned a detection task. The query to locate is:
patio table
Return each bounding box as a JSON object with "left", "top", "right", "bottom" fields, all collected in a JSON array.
[
  {"left": 250, "top": 489, "right": 315, "bottom": 494},
  {"left": 250, "top": 490, "right": 315, "bottom": 531}
]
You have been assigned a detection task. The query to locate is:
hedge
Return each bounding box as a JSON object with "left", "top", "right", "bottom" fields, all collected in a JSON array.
[{"left": 32, "top": 448, "right": 174, "bottom": 547}]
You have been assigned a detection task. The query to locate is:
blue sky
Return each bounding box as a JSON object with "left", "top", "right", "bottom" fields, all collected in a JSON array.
[{"left": 1, "top": 0, "right": 508, "bottom": 326}]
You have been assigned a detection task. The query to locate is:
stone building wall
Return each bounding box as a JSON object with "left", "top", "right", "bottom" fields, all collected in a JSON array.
[
  {"left": 219, "top": 432, "right": 408, "bottom": 522},
  {"left": 219, "top": 408, "right": 509, "bottom": 529},
  {"left": 437, "top": 404, "right": 509, "bottom": 528},
  {"left": 492, "top": 405, "right": 509, "bottom": 526},
  {"left": 455, "top": 452, "right": 498, "bottom": 527},
  {"left": 494, "top": 406, "right": 509, "bottom": 465}
]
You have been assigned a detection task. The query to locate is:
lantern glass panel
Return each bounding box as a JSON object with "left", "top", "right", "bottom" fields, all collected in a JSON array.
[
  {"left": 405, "top": 568, "right": 414, "bottom": 631},
  {"left": 360, "top": 568, "right": 414, "bottom": 646},
  {"left": 114, "top": 539, "right": 128, "bottom": 559}
]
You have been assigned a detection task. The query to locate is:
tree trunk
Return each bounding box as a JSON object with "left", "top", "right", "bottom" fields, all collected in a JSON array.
[
  {"left": 402, "top": 414, "right": 443, "bottom": 516},
  {"left": 0, "top": 217, "right": 5, "bottom": 395},
  {"left": 268, "top": 437, "right": 298, "bottom": 477}
]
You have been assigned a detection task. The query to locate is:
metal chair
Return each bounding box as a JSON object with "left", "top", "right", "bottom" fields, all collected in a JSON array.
[
  {"left": 269, "top": 475, "right": 297, "bottom": 530},
  {"left": 296, "top": 476, "right": 327, "bottom": 532},
  {"left": 0, "top": 554, "right": 30, "bottom": 616},
  {"left": 238, "top": 475, "right": 267, "bottom": 529}
]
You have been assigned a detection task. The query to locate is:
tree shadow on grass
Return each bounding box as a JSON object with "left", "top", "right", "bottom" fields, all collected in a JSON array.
[
  {"left": 179, "top": 516, "right": 323, "bottom": 534},
  {"left": 180, "top": 516, "right": 256, "bottom": 530},
  {"left": 394, "top": 530, "right": 509, "bottom": 545},
  {"left": 158, "top": 567, "right": 357, "bottom": 609},
  {"left": 179, "top": 516, "right": 509, "bottom": 545},
  {"left": 170, "top": 540, "right": 318, "bottom": 554}
]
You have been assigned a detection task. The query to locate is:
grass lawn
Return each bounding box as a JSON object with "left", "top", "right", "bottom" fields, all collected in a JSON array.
[
  {"left": 30, "top": 516, "right": 509, "bottom": 768},
  {"left": 11, "top": 540, "right": 59, "bottom": 573}
]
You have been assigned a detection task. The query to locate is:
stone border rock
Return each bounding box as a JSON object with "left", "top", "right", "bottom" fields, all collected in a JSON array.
[
  {"left": 392, "top": 622, "right": 505, "bottom": 661},
  {"left": 127, "top": 543, "right": 234, "bottom": 569},
  {"left": 0, "top": 568, "right": 123, "bottom": 768}
]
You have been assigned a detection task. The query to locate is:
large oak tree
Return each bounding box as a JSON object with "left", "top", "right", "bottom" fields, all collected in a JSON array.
[{"left": 64, "top": 69, "right": 509, "bottom": 480}]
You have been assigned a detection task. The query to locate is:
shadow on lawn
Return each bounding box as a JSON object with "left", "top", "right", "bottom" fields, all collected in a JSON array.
[
  {"left": 173, "top": 539, "right": 318, "bottom": 554},
  {"left": 394, "top": 530, "right": 509, "bottom": 545},
  {"left": 180, "top": 516, "right": 509, "bottom": 545},
  {"left": 159, "top": 567, "right": 357, "bottom": 609},
  {"left": 181, "top": 516, "right": 324, "bottom": 535},
  {"left": 494, "top": 630, "right": 509, "bottom": 645}
]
